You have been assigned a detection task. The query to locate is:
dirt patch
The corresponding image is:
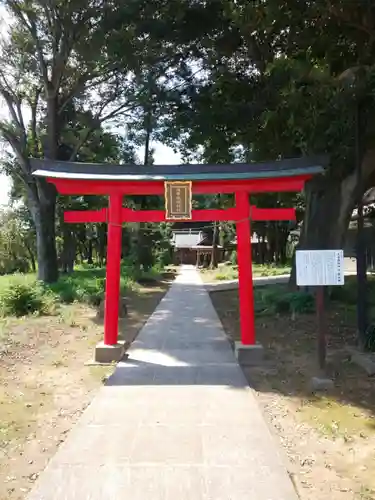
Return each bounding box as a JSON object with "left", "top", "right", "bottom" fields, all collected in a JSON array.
[
  {"left": 0, "top": 278, "right": 172, "bottom": 500},
  {"left": 210, "top": 289, "right": 375, "bottom": 500}
]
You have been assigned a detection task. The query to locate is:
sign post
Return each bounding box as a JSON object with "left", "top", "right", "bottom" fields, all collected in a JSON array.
[
  {"left": 296, "top": 249, "right": 344, "bottom": 371},
  {"left": 165, "top": 181, "right": 192, "bottom": 220}
]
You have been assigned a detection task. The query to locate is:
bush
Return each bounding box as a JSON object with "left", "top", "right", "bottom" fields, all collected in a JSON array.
[
  {"left": 255, "top": 287, "right": 315, "bottom": 315},
  {"left": 230, "top": 250, "right": 237, "bottom": 265},
  {"left": 157, "top": 248, "right": 172, "bottom": 267},
  {"left": 329, "top": 279, "right": 357, "bottom": 304},
  {"left": 0, "top": 262, "right": 164, "bottom": 318},
  {"left": 215, "top": 273, "right": 229, "bottom": 281},
  {"left": 51, "top": 281, "right": 76, "bottom": 304},
  {"left": 0, "top": 281, "right": 55, "bottom": 317},
  {"left": 364, "top": 324, "right": 375, "bottom": 352},
  {"left": 287, "top": 291, "right": 315, "bottom": 314}
]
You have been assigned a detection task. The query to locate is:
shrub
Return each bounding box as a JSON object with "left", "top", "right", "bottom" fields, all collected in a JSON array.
[
  {"left": 215, "top": 273, "right": 228, "bottom": 281},
  {"left": 230, "top": 250, "right": 237, "bottom": 265},
  {"left": 329, "top": 278, "right": 357, "bottom": 304},
  {"left": 287, "top": 291, "right": 315, "bottom": 314},
  {"left": 51, "top": 281, "right": 77, "bottom": 303},
  {"left": 0, "top": 282, "right": 44, "bottom": 317},
  {"left": 255, "top": 287, "right": 314, "bottom": 316},
  {"left": 364, "top": 324, "right": 375, "bottom": 352},
  {"left": 38, "top": 288, "right": 58, "bottom": 315},
  {"left": 157, "top": 248, "right": 172, "bottom": 267},
  {"left": 87, "top": 293, "right": 102, "bottom": 307}
]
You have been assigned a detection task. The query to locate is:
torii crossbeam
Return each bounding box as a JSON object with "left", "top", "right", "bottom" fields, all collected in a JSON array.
[{"left": 31, "top": 157, "right": 325, "bottom": 363}]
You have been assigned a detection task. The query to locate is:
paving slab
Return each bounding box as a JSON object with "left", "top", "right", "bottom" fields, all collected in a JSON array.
[{"left": 27, "top": 265, "right": 297, "bottom": 500}]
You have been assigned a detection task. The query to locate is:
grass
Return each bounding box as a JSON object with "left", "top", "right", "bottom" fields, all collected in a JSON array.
[
  {"left": 199, "top": 262, "right": 291, "bottom": 283},
  {"left": 298, "top": 396, "right": 375, "bottom": 438},
  {"left": 0, "top": 263, "right": 165, "bottom": 318}
]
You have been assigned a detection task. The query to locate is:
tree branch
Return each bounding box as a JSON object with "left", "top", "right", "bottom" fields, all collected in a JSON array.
[
  {"left": 327, "top": 2, "right": 375, "bottom": 40},
  {"left": 0, "top": 124, "right": 30, "bottom": 177},
  {"left": 68, "top": 128, "right": 95, "bottom": 161},
  {"left": 8, "top": 1, "right": 50, "bottom": 88},
  {"left": 29, "top": 87, "right": 41, "bottom": 156}
]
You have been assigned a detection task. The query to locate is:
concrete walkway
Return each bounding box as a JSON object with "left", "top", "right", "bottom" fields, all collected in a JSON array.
[{"left": 28, "top": 266, "right": 297, "bottom": 500}]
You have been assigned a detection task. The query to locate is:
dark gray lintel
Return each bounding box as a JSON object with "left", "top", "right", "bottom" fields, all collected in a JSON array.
[{"left": 30, "top": 155, "right": 327, "bottom": 182}]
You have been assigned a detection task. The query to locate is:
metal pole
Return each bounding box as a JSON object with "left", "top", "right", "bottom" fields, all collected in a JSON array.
[{"left": 355, "top": 100, "right": 368, "bottom": 348}]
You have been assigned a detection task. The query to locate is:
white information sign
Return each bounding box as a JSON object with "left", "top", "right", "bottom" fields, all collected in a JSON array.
[{"left": 296, "top": 249, "right": 344, "bottom": 286}]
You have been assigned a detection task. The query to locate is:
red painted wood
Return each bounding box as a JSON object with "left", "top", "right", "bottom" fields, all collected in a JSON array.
[
  {"left": 64, "top": 207, "right": 241, "bottom": 224},
  {"left": 49, "top": 175, "right": 311, "bottom": 196},
  {"left": 64, "top": 206, "right": 294, "bottom": 225},
  {"left": 251, "top": 207, "right": 296, "bottom": 221},
  {"left": 122, "top": 208, "right": 165, "bottom": 223},
  {"left": 235, "top": 192, "right": 255, "bottom": 345},
  {"left": 121, "top": 208, "right": 241, "bottom": 222},
  {"left": 64, "top": 208, "right": 108, "bottom": 223},
  {"left": 51, "top": 179, "right": 163, "bottom": 195},
  {"left": 103, "top": 194, "right": 123, "bottom": 346},
  {"left": 181, "top": 208, "right": 240, "bottom": 222},
  {"left": 193, "top": 177, "right": 308, "bottom": 194}
]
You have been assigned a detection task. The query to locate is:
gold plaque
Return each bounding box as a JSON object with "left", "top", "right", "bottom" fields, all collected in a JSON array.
[{"left": 165, "top": 181, "right": 192, "bottom": 220}]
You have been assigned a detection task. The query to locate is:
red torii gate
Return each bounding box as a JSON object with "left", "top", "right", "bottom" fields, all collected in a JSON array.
[{"left": 32, "top": 157, "right": 324, "bottom": 363}]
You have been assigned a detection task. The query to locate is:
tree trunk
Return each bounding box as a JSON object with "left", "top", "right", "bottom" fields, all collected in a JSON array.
[
  {"left": 97, "top": 223, "right": 106, "bottom": 266},
  {"left": 28, "top": 186, "right": 58, "bottom": 283},
  {"left": 210, "top": 222, "right": 219, "bottom": 269},
  {"left": 87, "top": 238, "right": 93, "bottom": 265},
  {"left": 289, "top": 170, "right": 361, "bottom": 287},
  {"left": 290, "top": 148, "right": 375, "bottom": 288},
  {"left": 61, "top": 224, "right": 76, "bottom": 274},
  {"left": 25, "top": 243, "right": 36, "bottom": 272},
  {"left": 278, "top": 228, "right": 289, "bottom": 264}
]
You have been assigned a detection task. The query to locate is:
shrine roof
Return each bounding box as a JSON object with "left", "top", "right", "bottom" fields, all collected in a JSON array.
[{"left": 31, "top": 156, "right": 326, "bottom": 182}]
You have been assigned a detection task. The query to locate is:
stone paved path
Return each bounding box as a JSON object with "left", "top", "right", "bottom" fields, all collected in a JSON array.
[{"left": 28, "top": 266, "right": 297, "bottom": 500}]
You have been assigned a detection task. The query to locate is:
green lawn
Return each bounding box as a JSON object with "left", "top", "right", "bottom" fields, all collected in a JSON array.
[
  {"left": 0, "top": 264, "right": 164, "bottom": 317},
  {"left": 199, "top": 262, "right": 291, "bottom": 283}
]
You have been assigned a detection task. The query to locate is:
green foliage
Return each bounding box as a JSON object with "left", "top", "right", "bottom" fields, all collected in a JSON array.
[
  {"left": 329, "top": 277, "right": 375, "bottom": 308},
  {"left": 230, "top": 250, "right": 237, "bottom": 266},
  {"left": 255, "top": 287, "right": 314, "bottom": 316},
  {"left": 364, "top": 324, "right": 375, "bottom": 352},
  {"left": 0, "top": 262, "right": 163, "bottom": 317},
  {"left": 214, "top": 273, "right": 230, "bottom": 281},
  {"left": 0, "top": 209, "right": 36, "bottom": 275},
  {"left": 286, "top": 292, "right": 315, "bottom": 314},
  {"left": 49, "top": 267, "right": 131, "bottom": 305},
  {"left": 157, "top": 247, "right": 172, "bottom": 267},
  {"left": 0, "top": 283, "right": 41, "bottom": 316},
  {"left": 0, "top": 280, "right": 56, "bottom": 317},
  {"left": 253, "top": 263, "right": 291, "bottom": 277},
  {"left": 329, "top": 280, "right": 358, "bottom": 305}
]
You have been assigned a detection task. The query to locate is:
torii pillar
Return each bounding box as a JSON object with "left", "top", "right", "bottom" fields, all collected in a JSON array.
[{"left": 234, "top": 192, "right": 263, "bottom": 366}]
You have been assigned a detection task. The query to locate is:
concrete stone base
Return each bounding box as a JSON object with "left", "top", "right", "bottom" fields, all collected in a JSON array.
[
  {"left": 234, "top": 342, "right": 264, "bottom": 366},
  {"left": 310, "top": 376, "right": 334, "bottom": 392},
  {"left": 346, "top": 346, "right": 375, "bottom": 376},
  {"left": 94, "top": 341, "right": 126, "bottom": 364}
]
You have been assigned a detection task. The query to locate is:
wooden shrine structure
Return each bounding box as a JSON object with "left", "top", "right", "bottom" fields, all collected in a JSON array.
[{"left": 32, "top": 157, "right": 325, "bottom": 363}]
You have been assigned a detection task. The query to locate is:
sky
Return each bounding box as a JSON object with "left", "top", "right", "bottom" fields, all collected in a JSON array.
[
  {"left": 0, "top": 5, "right": 183, "bottom": 206},
  {"left": 0, "top": 143, "right": 182, "bottom": 206}
]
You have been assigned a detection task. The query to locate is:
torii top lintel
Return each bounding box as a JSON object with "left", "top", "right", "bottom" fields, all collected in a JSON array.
[{"left": 31, "top": 156, "right": 326, "bottom": 196}]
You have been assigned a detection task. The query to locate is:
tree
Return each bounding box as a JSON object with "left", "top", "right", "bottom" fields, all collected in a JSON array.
[
  {"left": 0, "top": 206, "right": 36, "bottom": 274},
  {"left": 0, "top": 0, "right": 160, "bottom": 282},
  {"left": 161, "top": 0, "right": 375, "bottom": 274}
]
